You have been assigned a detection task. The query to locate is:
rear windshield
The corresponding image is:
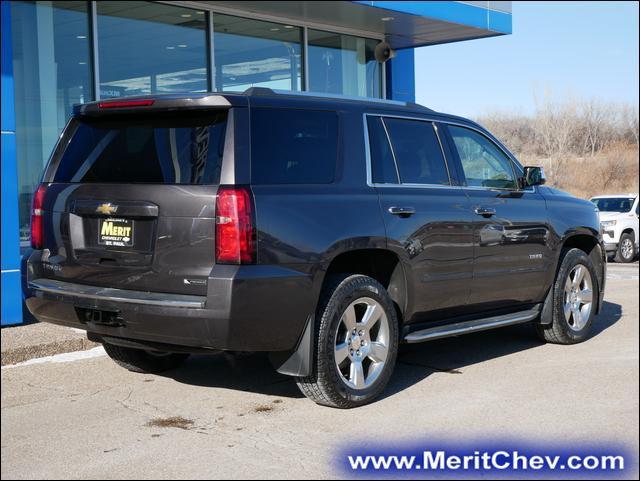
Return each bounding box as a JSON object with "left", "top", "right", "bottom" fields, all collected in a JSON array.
[
  {"left": 49, "top": 112, "right": 227, "bottom": 184},
  {"left": 250, "top": 108, "right": 338, "bottom": 184},
  {"left": 591, "top": 197, "right": 635, "bottom": 212}
]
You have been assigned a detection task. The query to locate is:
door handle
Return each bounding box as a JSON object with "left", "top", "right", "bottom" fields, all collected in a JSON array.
[
  {"left": 388, "top": 206, "right": 415, "bottom": 217},
  {"left": 474, "top": 207, "right": 497, "bottom": 218}
]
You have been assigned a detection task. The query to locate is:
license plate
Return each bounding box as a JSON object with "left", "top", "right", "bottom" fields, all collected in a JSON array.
[{"left": 99, "top": 218, "right": 134, "bottom": 247}]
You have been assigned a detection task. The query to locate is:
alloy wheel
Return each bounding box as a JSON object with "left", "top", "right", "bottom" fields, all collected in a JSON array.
[
  {"left": 621, "top": 238, "right": 634, "bottom": 260},
  {"left": 563, "top": 265, "right": 594, "bottom": 331},
  {"left": 334, "top": 297, "right": 390, "bottom": 390}
]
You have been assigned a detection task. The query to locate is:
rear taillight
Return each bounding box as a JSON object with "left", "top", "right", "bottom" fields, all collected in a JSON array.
[
  {"left": 98, "top": 99, "right": 155, "bottom": 109},
  {"left": 215, "top": 186, "right": 256, "bottom": 264},
  {"left": 30, "top": 183, "right": 47, "bottom": 249}
]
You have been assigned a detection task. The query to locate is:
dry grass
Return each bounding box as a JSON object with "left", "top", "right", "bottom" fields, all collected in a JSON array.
[
  {"left": 520, "top": 143, "right": 639, "bottom": 199},
  {"left": 475, "top": 94, "right": 638, "bottom": 199}
]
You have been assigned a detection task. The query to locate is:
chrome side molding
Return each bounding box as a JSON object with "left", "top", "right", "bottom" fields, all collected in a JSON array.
[{"left": 29, "top": 278, "right": 205, "bottom": 309}]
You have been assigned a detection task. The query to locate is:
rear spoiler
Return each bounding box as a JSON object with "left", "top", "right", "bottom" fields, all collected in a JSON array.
[{"left": 74, "top": 94, "right": 244, "bottom": 117}]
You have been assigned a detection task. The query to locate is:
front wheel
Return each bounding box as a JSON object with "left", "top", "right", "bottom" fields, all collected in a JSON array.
[
  {"left": 537, "top": 248, "right": 598, "bottom": 344},
  {"left": 615, "top": 233, "right": 637, "bottom": 263},
  {"left": 296, "top": 275, "right": 399, "bottom": 409}
]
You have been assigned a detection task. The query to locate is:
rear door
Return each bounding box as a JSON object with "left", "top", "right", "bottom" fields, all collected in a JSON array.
[
  {"left": 442, "top": 123, "right": 551, "bottom": 310},
  {"left": 38, "top": 109, "right": 230, "bottom": 296},
  {"left": 366, "top": 114, "right": 474, "bottom": 323}
]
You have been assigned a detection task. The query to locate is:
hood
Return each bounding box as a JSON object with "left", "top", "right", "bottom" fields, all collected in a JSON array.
[{"left": 598, "top": 211, "right": 623, "bottom": 221}]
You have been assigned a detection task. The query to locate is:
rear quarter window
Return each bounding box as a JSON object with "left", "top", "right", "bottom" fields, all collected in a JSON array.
[{"left": 250, "top": 108, "right": 338, "bottom": 184}]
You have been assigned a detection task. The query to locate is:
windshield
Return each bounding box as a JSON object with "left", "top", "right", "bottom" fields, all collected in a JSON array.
[
  {"left": 48, "top": 111, "right": 227, "bottom": 184},
  {"left": 591, "top": 197, "right": 635, "bottom": 212}
]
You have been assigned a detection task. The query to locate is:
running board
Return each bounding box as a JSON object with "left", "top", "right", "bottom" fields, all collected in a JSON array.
[{"left": 404, "top": 307, "right": 541, "bottom": 344}]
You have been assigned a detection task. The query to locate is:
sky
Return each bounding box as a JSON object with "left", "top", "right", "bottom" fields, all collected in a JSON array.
[{"left": 414, "top": 1, "right": 639, "bottom": 118}]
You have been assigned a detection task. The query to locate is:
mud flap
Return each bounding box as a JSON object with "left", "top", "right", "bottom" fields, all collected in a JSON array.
[
  {"left": 269, "top": 314, "right": 314, "bottom": 377},
  {"left": 538, "top": 286, "right": 554, "bottom": 325}
]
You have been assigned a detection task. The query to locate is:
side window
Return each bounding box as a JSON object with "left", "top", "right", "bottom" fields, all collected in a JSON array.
[
  {"left": 383, "top": 118, "right": 450, "bottom": 185},
  {"left": 251, "top": 108, "right": 338, "bottom": 184},
  {"left": 448, "top": 125, "right": 517, "bottom": 189},
  {"left": 367, "top": 116, "right": 398, "bottom": 184}
]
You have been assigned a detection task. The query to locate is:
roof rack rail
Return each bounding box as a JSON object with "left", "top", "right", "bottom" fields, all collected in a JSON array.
[{"left": 242, "top": 87, "right": 434, "bottom": 112}]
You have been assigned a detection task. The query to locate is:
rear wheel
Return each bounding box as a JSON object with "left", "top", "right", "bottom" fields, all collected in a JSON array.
[
  {"left": 103, "top": 342, "right": 189, "bottom": 373},
  {"left": 537, "top": 248, "right": 598, "bottom": 344},
  {"left": 296, "top": 275, "right": 399, "bottom": 409},
  {"left": 615, "top": 233, "right": 636, "bottom": 263}
]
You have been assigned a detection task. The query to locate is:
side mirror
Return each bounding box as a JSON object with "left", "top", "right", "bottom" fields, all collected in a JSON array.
[{"left": 520, "top": 166, "right": 546, "bottom": 188}]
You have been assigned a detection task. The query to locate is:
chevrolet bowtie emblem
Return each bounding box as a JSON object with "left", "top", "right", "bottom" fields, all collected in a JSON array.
[{"left": 96, "top": 203, "right": 118, "bottom": 215}]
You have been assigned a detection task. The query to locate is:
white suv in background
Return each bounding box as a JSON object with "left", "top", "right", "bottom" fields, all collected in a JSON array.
[{"left": 591, "top": 194, "right": 639, "bottom": 263}]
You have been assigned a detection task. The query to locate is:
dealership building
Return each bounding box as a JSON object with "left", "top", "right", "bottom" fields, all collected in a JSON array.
[{"left": 1, "top": 1, "right": 512, "bottom": 325}]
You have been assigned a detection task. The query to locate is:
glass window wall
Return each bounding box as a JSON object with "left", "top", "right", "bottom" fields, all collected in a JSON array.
[
  {"left": 10, "top": 1, "right": 384, "bottom": 245},
  {"left": 10, "top": 0, "right": 92, "bottom": 244},
  {"left": 97, "top": 1, "right": 207, "bottom": 97},
  {"left": 212, "top": 14, "right": 302, "bottom": 92},
  {"left": 308, "top": 29, "right": 382, "bottom": 98}
]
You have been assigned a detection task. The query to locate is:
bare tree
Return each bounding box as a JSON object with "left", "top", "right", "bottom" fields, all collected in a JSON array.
[
  {"left": 620, "top": 103, "right": 639, "bottom": 147},
  {"left": 578, "top": 99, "right": 618, "bottom": 155},
  {"left": 532, "top": 89, "right": 579, "bottom": 177},
  {"left": 473, "top": 93, "right": 639, "bottom": 199}
]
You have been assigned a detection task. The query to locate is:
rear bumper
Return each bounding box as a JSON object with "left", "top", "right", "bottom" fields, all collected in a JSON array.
[{"left": 23, "top": 263, "right": 315, "bottom": 353}]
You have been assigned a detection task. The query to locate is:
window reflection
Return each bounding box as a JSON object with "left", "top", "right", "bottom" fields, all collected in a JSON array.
[
  {"left": 212, "top": 14, "right": 302, "bottom": 92},
  {"left": 10, "top": 0, "right": 92, "bottom": 244},
  {"left": 308, "top": 30, "right": 382, "bottom": 98},
  {"left": 97, "top": 1, "right": 207, "bottom": 97}
]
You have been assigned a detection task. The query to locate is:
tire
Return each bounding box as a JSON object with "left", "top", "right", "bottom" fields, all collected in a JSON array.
[
  {"left": 296, "top": 274, "right": 399, "bottom": 409},
  {"left": 536, "top": 248, "right": 599, "bottom": 344},
  {"left": 614, "top": 232, "right": 636, "bottom": 263},
  {"left": 103, "top": 342, "right": 189, "bottom": 374}
]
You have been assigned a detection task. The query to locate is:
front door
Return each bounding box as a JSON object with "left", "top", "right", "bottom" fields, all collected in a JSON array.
[{"left": 443, "top": 124, "right": 552, "bottom": 311}]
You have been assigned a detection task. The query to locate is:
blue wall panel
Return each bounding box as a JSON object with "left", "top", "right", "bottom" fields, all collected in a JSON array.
[
  {"left": 1, "top": 1, "right": 23, "bottom": 326},
  {"left": 1, "top": 3, "right": 15, "bottom": 133},
  {"left": 386, "top": 48, "right": 415, "bottom": 103}
]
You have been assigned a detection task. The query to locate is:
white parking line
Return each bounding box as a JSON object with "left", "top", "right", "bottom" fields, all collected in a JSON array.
[
  {"left": 2, "top": 346, "right": 106, "bottom": 370},
  {"left": 608, "top": 274, "right": 639, "bottom": 280}
]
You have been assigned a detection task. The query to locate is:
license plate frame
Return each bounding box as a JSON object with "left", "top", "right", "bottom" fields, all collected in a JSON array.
[{"left": 98, "top": 217, "right": 134, "bottom": 247}]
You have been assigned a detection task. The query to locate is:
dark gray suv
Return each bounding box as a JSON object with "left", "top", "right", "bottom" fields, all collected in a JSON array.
[{"left": 23, "top": 89, "right": 606, "bottom": 408}]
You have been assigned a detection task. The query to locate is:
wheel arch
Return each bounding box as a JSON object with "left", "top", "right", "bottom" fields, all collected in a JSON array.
[
  {"left": 561, "top": 233, "right": 605, "bottom": 313},
  {"left": 271, "top": 247, "right": 408, "bottom": 378},
  {"left": 321, "top": 248, "right": 407, "bottom": 319}
]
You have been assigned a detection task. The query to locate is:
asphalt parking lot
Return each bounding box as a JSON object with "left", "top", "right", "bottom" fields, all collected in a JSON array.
[{"left": 2, "top": 262, "right": 638, "bottom": 479}]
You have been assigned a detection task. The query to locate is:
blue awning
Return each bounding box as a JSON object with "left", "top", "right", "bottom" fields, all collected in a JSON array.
[{"left": 205, "top": 1, "right": 512, "bottom": 49}]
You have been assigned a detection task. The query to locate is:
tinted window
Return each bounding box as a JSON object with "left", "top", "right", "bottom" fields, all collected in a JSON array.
[
  {"left": 251, "top": 108, "right": 338, "bottom": 184},
  {"left": 383, "top": 118, "right": 450, "bottom": 185},
  {"left": 52, "top": 112, "right": 227, "bottom": 184},
  {"left": 449, "top": 125, "right": 517, "bottom": 189},
  {"left": 367, "top": 117, "right": 398, "bottom": 184},
  {"left": 591, "top": 197, "right": 636, "bottom": 212}
]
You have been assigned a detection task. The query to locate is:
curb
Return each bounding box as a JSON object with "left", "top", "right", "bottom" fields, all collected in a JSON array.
[
  {"left": 1, "top": 337, "right": 100, "bottom": 366},
  {"left": 1, "top": 323, "right": 100, "bottom": 367}
]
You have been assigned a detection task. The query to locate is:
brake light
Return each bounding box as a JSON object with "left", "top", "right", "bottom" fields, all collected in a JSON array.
[
  {"left": 215, "top": 186, "right": 256, "bottom": 264},
  {"left": 98, "top": 99, "right": 155, "bottom": 109},
  {"left": 30, "top": 184, "right": 47, "bottom": 249}
]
